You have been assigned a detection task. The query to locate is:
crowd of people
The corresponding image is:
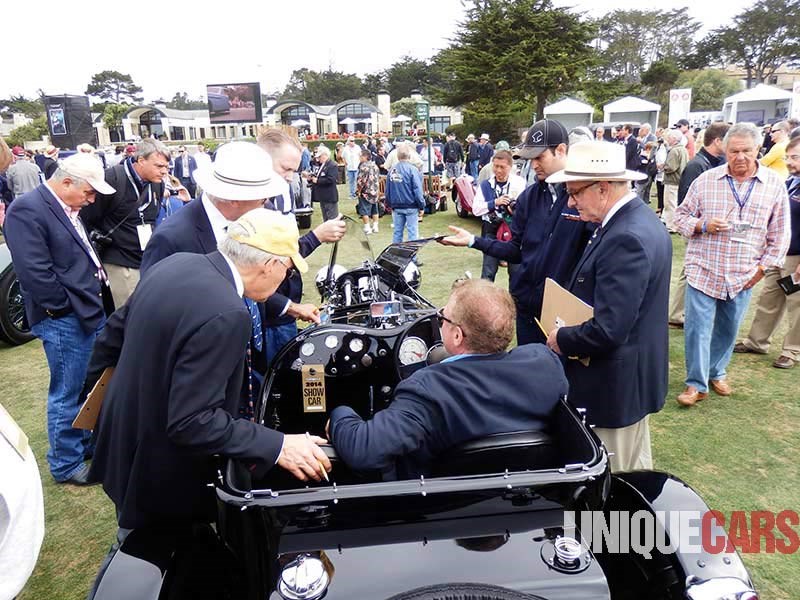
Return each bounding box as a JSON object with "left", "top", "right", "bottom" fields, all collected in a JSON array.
[{"left": 1, "top": 109, "right": 798, "bottom": 596}]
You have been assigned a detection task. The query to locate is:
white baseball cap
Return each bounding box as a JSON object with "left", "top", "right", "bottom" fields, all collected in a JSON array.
[{"left": 60, "top": 153, "right": 115, "bottom": 194}]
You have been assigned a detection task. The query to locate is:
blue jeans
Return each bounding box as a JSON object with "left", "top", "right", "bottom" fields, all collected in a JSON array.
[
  {"left": 266, "top": 321, "right": 299, "bottom": 366},
  {"left": 31, "top": 314, "right": 104, "bottom": 481},
  {"left": 468, "top": 160, "right": 479, "bottom": 179},
  {"left": 684, "top": 285, "right": 752, "bottom": 392},
  {"left": 392, "top": 207, "right": 419, "bottom": 244},
  {"left": 346, "top": 169, "right": 358, "bottom": 198}
]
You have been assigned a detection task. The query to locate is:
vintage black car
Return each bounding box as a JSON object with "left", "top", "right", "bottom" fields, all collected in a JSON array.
[
  {"left": 0, "top": 242, "right": 34, "bottom": 346},
  {"left": 93, "top": 221, "right": 757, "bottom": 600}
]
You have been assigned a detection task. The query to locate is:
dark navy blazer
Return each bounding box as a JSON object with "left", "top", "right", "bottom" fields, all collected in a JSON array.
[
  {"left": 88, "top": 252, "right": 284, "bottom": 529},
  {"left": 3, "top": 184, "right": 105, "bottom": 332},
  {"left": 140, "top": 198, "right": 320, "bottom": 318},
  {"left": 172, "top": 154, "right": 197, "bottom": 182},
  {"left": 556, "top": 198, "right": 672, "bottom": 429},
  {"left": 330, "top": 343, "right": 568, "bottom": 478}
]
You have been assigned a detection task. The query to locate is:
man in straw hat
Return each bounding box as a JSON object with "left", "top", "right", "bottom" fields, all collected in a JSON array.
[
  {"left": 85, "top": 208, "right": 332, "bottom": 596},
  {"left": 543, "top": 140, "right": 672, "bottom": 472},
  {"left": 4, "top": 153, "right": 116, "bottom": 485}
]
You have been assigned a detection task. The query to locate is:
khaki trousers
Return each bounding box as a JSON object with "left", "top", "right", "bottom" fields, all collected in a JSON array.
[
  {"left": 594, "top": 416, "right": 653, "bottom": 473},
  {"left": 104, "top": 264, "right": 140, "bottom": 309},
  {"left": 669, "top": 263, "right": 688, "bottom": 324},
  {"left": 662, "top": 185, "right": 679, "bottom": 232},
  {"left": 740, "top": 256, "right": 800, "bottom": 360}
]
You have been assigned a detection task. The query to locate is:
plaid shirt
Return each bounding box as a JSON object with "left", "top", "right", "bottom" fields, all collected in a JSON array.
[{"left": 674, "top": 164, "right": 791, "bottom": 300}]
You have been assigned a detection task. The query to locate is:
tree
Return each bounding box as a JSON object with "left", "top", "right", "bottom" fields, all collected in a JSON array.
[
  {"left": 280, "top": 68, "right": 363, "bottom": 104},
  {"left": 641, "top": 60, "right": 680, "bottom": 99},
  {"left": 102, "top": 103, "right": 132, "bottom": 131},
  {"left": 389, "top": 99, "right": 418, "bottom": 120},
  {"left": 694, "top": 0, "right": 800, "bottom": 88},
  {"left": 436, "top": 0, "right": 595, "bottom": 130},
  {"left": 85, "top": 70, "right": 144, "bottom": 104},
  {"left": 361, "top": 72, "right": 388, "bottom": 101},
  {"left": 167, "top": 92, "right": 207, "bottom": 110},
  {"left": 4, "top": 116, "right": 49, "bottom": 148},
  {"left": 675, "top": 69, "right": 741, "bottom": 111},
  {"left": 578, "top": 78, "right": 643, "bottom": 123},
  {"left": 594, "top": 8, "right": 700, "bottom": 83},
  {"left": 0, "top": 94, "right": 45, "bottom": 119}
]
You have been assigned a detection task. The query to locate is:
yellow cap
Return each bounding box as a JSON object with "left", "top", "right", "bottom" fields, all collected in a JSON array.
[{"left": 228, "top": 209, "right": 308, "bottom": 273}]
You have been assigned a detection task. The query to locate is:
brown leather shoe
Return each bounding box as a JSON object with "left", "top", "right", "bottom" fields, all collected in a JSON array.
[
  {"left": 710, "top": 379, "right": 732, "bottom": 396},
  {"left": 773, "top": 356, "right": 796, "bottom": 369},
  {"left": 677, "top": 386, "right": 708, "bottom": 407},
  {"left": 733, "top": 342, "right": 766, "bottom": 354}
]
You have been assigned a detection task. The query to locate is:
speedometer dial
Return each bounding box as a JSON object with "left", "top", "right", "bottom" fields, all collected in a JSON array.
[{"left": 398, "top": 337, "right": 428, "bottom": 365}]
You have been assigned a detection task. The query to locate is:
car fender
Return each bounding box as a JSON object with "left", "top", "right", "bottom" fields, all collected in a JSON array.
[
  {"left": 608, "top": 471, "right": 753, "bottom": 587},
  {"left": 93, "top": 525, "right": 239, "bottom": 600}
]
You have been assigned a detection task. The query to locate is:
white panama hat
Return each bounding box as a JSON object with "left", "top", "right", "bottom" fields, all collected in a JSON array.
[
  {"left": 193, "top": 141, "right": 285, "bottom": 201},
  {"left": 546, "top": 140, "right": 646, "bottom": 184}
]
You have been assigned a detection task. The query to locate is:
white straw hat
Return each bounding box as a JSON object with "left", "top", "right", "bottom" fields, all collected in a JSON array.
[
  {"left": 193, "top": 141, "right": 285, "bottom": 201},
  {"left": 546, "top": 141, "right": 646, "bottom": 183}
]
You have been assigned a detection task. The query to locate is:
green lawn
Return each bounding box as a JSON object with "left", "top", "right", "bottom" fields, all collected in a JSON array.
[{"left": 3, "top": 187, "right": 797, "bottom": 599}]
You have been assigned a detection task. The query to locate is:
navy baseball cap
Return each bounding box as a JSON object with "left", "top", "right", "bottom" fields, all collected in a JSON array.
[{"left": 513, "top": 119, "right": 569, "bottom": 159}]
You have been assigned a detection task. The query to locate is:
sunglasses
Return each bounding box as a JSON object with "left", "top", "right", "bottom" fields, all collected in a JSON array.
[{"left": 436, "top": 307, "right": 461, "bottom": 330}]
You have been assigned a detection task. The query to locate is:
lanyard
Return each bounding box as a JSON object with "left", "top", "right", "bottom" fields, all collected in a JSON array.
[
  {"left": 725, "top": 175, "right": 757, "bottom": 218},
  {"left": 493, "top": 180, "right": 508, "bottom": 198},
  {"left": 124, "top": 162, "right": 153, "bottom": 222}
]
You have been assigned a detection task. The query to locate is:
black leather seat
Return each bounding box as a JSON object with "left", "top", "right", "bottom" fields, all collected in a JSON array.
[{"left": 431, "top": 430, "right": 558, "bottom": 477}]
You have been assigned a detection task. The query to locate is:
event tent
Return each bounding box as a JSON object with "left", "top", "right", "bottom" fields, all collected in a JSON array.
[
  {"left": 603, "top": 96, "right": 660, "bottom": 128},
  {"left": 543, "top": 98, "right": 594, "bottom": 129},
  {"left": 722, "top": 84, "right": 794, "bottom": 125}
]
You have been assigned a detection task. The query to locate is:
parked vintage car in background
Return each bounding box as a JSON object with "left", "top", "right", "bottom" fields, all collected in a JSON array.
[
  {"left": 93, "top": 221, "right": 758, "bottom": 600},
  {"left": 0, "top": 243, "right": 34, "bottom": 346}
]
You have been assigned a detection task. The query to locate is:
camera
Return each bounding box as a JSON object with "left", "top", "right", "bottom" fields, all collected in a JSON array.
[{"left": 89, "top": 230, "right": 113, "bottom": 249}]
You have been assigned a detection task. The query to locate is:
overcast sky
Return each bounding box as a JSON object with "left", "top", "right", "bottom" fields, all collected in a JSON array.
[{"left": 3, "top": 0, "right": 753, "bottom": 103}]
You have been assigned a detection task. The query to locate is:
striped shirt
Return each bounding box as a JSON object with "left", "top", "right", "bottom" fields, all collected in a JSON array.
[{"left": 674, "top": 163, "right": 790, "bottom": 300}]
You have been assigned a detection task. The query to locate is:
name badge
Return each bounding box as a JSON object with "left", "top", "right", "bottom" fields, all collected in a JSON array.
[
  {"left": 301, "top": 364, "right": 327, "bottom": 413},
  {"left": 730, "top": 221, "right": 752, "bottom": 244},
  {"left": 136, "top": 223, "right": 153, "bottom": 250}
]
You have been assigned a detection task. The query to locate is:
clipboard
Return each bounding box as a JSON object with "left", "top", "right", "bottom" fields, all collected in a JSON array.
[
  {"left": 72, "top": 368, "right": 114, "bottom": 430},
  {"left": 541, "top": 278, "right": 594, "bottom": 366}
]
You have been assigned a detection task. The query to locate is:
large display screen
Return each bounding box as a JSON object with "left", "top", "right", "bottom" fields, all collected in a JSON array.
[{"left": 205, "top": 82, "right": 263, "bottom": 124}]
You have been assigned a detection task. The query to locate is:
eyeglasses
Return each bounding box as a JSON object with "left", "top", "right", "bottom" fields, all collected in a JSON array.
[
  {"left": 436, "top": 307, "right": 462, "bottom": 330},
  {"left": 566, "top": 181, "right": 598, "bottom": 200},
  {"left": 785, "top": 154, "right": 800, "bottom": 162},
  {"left": 275, "top": 257, "right": 297, "bottom": 278}
]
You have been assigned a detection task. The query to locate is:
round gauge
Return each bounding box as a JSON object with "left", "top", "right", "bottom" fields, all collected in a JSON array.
[
  {"left": 398, "top": 337, "right": 428, "bottom": 365},
  {"left": 325, "top": 335, "right": 339, "bottom": 349},
  {"left": 300, "top": 342, "right": 315, "bottom": 357},
  {"left": 349, "top": 338, "right": 364, "bottom": 353}
]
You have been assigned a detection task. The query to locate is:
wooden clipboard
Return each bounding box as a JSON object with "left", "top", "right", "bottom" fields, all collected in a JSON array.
[
  {"left": 541, "top": 278, "right": 594, "bottom": 366},
  {"left": 72, "top": 368, "right": 114, "bottom": 430}
]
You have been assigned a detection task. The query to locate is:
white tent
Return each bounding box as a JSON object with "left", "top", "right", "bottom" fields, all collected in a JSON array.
[
  {"left": 603, "top": 96, "right": 660, "bottom": 128},
  {"left": 392, "top": 114, "right": 412, "bottom": 122},
  {"left": 290, "top": 119, "right": 309, "bottom": 127},
  {"left": 543, "top": 98, "right": 594, "bottom": 129},
  {"left": 339, "top": 117, "right": 357, "bottom": 125},
  {"left": 722, "top": 84, "right": 794, "bottom": 125}
]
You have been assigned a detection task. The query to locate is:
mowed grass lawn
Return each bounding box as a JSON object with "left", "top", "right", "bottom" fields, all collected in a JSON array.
[{"left": 3, "top": 187, "right": 797, "bottom": 599}]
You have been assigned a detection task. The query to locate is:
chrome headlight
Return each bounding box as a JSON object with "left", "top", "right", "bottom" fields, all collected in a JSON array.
[
  {"left": 315, "top": 264, "right": 346, "bottom": 297},
  {"left": 403, "top": 261, "right": 421, "bottom": 289},
  {"left": 685, "top": 576, "right": 757, "bottom": 600}
]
